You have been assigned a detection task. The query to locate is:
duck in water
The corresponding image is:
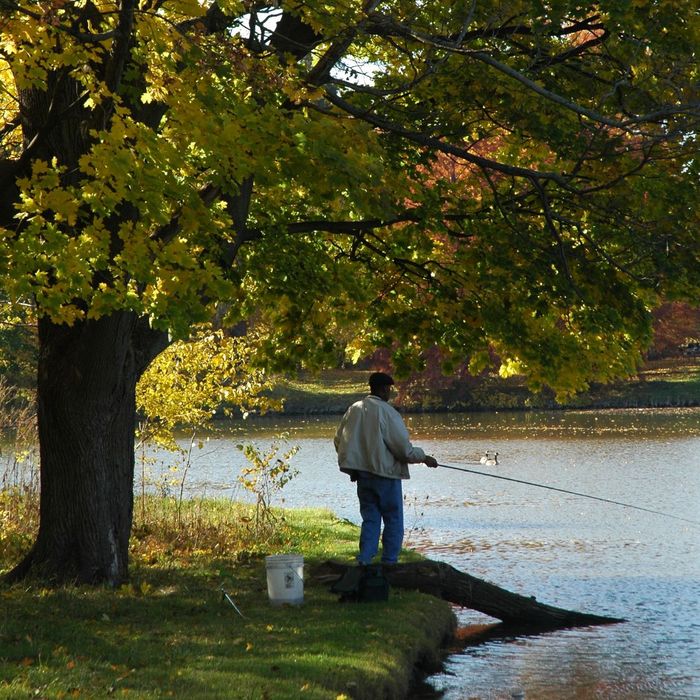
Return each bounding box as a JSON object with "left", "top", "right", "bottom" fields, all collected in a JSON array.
[{"left": 480, "top": 451, "right": 499, "bottom": 466}]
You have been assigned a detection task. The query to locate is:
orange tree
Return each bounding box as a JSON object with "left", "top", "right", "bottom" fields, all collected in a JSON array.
[{"left": 0, "top": 0, "right": 698, "bottom": 584}]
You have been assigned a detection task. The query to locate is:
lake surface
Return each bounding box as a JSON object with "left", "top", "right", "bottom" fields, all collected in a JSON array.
[{"left": 131, "top": 409, "right": 700, "bottom": 698}]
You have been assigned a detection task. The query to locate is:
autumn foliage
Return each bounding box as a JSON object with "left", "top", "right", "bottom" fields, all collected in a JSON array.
[{"left": 0, "top": 1, "right": 698, "bottom": 584}]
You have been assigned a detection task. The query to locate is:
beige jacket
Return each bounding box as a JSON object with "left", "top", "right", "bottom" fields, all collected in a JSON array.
[{"left": 334, "top": 395, "right": 426, "bottom": 480}]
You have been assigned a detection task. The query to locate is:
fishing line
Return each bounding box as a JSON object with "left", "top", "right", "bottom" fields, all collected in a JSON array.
[{"left": 438, "top": 462, "right": 700, "bottom": 526}]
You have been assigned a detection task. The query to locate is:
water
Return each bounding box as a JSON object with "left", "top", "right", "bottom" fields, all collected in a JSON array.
[{"left": 99, "top": 409, "right": 700, "bottom": 698}]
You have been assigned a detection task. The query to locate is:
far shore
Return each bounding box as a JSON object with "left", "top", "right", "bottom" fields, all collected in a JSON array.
[{"left": 267, "top": 358, "right": 700, "bottom": 415}]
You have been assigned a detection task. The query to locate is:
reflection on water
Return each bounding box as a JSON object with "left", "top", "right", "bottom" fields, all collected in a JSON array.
[{"left": 129, "top": 409, "right": 700, "bottom": 698}]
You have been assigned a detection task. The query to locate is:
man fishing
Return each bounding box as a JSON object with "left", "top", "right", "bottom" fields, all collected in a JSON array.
[{"left": 334, "top": 372, "right": 438, "bottom": 566}]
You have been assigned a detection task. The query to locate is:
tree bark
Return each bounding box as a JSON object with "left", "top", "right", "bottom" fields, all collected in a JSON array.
[
  {"left": 6, "top": 312, "right": 167, "bottom": 585},
  {"left": 314, "top": 560, "right": 625, "bottom": 628}
]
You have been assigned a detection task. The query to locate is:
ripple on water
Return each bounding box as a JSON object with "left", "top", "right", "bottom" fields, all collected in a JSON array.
[{"left": 129, "top": 409, "right": 700, "bottom": 700}]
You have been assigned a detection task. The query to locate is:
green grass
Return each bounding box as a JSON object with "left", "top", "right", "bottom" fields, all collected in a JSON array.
[
  {"left": 560, "top": 358, "right": 700, "bottom": 409},
  {"left": 269, "top": 370, "right": 368, "bottom": 414},
  {"left": 0, "top": 499, "right": 455, "bottom": 700}
]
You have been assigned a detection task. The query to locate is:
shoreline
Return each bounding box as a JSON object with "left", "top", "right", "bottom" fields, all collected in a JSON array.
[
  {"left": 266, "top": 359, "right": 700, "bottom": 416},
  {"left": 0, "top": 501, "right": 460, "bottom": 700}
]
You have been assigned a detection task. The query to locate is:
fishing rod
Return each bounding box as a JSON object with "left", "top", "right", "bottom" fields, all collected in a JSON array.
[{"left": 437, "top": 462, "right": 700, "bottom": 526}]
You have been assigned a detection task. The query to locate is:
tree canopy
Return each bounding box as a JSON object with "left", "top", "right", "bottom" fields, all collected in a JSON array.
[
  {"left": 1, "top": 0, "right": 697, "bottom": 395},
  {"left": 1, "top": 1, "right": 699, "bottom": 584}
]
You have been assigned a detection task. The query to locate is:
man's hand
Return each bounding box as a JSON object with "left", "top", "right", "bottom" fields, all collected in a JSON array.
[{"left": 424, "top": 456, "right": 438, "bottom": 469}]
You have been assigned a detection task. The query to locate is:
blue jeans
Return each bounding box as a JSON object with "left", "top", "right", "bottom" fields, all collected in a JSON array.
[{"left": 356, "top": 472, "right": 404, "bottom": 565}]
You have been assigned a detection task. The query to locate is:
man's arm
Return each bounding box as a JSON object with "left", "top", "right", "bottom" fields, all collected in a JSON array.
[{"left": 383, "top": 407, "right": 437, "bottom": 467}]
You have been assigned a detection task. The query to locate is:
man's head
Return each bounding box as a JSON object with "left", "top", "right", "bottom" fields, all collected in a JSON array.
[{"left": 369, "top": 372, "right": 394, "bottom": 401}]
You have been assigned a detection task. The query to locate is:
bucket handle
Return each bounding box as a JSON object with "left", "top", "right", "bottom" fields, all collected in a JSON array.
[{"left": 283, "top": 563, "right": 304, "bottom": 584}]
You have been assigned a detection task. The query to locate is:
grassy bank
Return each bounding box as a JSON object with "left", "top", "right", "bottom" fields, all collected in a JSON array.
[
  {"left": 271, "top": 359, "right": 700, "bottom": 414},
  {"left": 0, "top": 497, "right": 455, "bottom": 700},
  {"left": 564, "top": 358, "right": 700, "bottom": 409}
]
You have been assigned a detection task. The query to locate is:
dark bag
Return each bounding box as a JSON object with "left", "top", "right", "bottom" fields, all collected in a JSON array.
[
  {"left": 332, "top": 564, "right": 390, "bottom": 603},
  {"left": 358, "top": 564, "right": 390, "bottom": 602}
]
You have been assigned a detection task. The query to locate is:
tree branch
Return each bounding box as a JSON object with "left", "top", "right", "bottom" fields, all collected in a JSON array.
[
  {"left": 269, "top": 7, "right": 323, "bottom": 59},
  {"left": 285, "top": 213, "right": 423, "bottom": 235},
  {"left": 364, "top": 14, "right": 697, "bottom": 135},
  {"left": 304, "top": 1, "right": 385, "bottom": 87},
  {"left": 218, "top": 175, "right": 256, "bottom": 266},
  {"left": 467, "top": 49, "right": 694, "bottom": 134},
  {"left": 530, "top": 178, "right": 582, "bottom": 297},
  {"left": 150, "top": 183, "right": 221, "bottom": 246},
  {"left": 104, "top": 0, "right": 137, "bottom": 94},
  {"left": 0, "top": 0, "right": 117, "bottom": 43},
  {"left": 312, "top": 90, "right": 572, "bottom": 187},
  {"left": 175, "top": 1, "right": 237, "bottom": 36}
]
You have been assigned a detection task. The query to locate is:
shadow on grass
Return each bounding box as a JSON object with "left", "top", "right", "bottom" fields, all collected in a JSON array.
[{"left": 1, "top": 556, "right": 454, "bottom": 700}]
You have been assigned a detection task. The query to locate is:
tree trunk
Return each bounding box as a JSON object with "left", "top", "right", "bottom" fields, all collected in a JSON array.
[
  {"left": 6, "top": 312, "right": 166, "bottom": 586},
  {"left": 314, "top": 560, "right": 624, "bottom": 628}
]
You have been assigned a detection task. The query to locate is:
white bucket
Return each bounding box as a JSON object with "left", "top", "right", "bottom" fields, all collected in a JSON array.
[{"left": 265, "top": 554, "right": 304, "bottom": 605}]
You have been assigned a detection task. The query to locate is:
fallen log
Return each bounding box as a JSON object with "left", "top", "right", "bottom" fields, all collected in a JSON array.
[{"left": 313, "top": 560, "right": 625, "bottom": 628}]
